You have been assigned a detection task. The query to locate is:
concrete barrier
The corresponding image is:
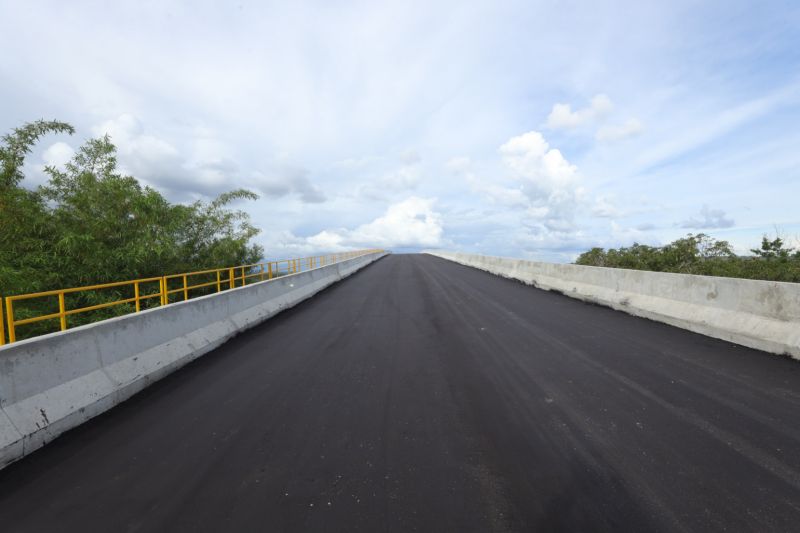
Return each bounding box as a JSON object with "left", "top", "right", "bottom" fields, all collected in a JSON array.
[
  {"left": 426, "top": 251, "right": 800, "bottom": 360},
  {"left": 0, "top": 251, "right": 388, "bottom": 469}
]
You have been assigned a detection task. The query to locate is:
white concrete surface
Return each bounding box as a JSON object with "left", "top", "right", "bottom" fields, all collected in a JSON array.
[
  {"left": 0, "top": 252, "right": 387, "bottom": 469},
  {"left": 426, "top": 251, "right": 800, "bottom": 360}
]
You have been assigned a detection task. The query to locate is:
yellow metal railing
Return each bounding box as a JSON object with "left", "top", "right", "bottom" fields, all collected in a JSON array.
[{"left": 1, "top": 249, "right": 381, "bottom": 345}]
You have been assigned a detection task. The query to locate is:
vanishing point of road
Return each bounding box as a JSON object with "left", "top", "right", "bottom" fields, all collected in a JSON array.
[{"left": 0, "top": 254, "right": 798, "bottom": 531}]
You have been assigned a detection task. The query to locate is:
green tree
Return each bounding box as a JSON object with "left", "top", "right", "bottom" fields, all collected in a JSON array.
[
  {"left": 1, "top": 120, "right": 264, "bottom": 339},
  {"left": 575, "top": 247, "right": 607, "bottom": 267},
  {"left": 0, "top": 120, "right": 75, "bottom": 296},
  {"left": 1, "top": 119, "right": 75, "bottom": 189},
  {"left": 750, "top": 235, "right": 794, "bottom": 261},
  {"left": 575, "top": 232, "right": 799, "bottom": 283}
]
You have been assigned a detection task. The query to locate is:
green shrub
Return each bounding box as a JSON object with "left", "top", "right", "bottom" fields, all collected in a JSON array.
[
  {"left": 1, "top": 120, "right": 264, "bottom": 339},
  {"left": 575, "top": 233, "right": 800, "bottom": 282}
]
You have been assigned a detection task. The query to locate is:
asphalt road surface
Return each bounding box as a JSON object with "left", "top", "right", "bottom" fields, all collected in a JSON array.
[{"left": 1, "top": 254, "right": 799, "bottom": 532}]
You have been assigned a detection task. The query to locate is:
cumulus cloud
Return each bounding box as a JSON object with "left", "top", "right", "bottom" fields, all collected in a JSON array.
[
  {"left": 596, "top": 118, "right": 644, "bottom": 142},
  {"left": 307, "top": 196, "right": 443, "bottom": 249},
  {"left": 42, "top": 141, "right": 74, "bottom": 168},
  {"left": 454, "top": 131, "right": 592, "bottom": 237},
  {"left": 21, "top": 141, "right": 76, "bottom": 189},
  {"left": 93, "top": 114, "right": 183, "bottom": 176},
  {"left": 546, "top": 94, "right": 613, "bottom": 130},
  {"left": 91, "top": 114, "right": 206, "bottom": 196},
  {"left": 499, "top": 131, "right": 584, "bottom": 232},
  {"left": 500, "top": 131, "right": 578, "bottom": 187},
  {"left": 456, "top": 130, "right": 640, "bottom": 257},
  {"left": 680, "top": 205, "right": 735, "bottom": 229}
]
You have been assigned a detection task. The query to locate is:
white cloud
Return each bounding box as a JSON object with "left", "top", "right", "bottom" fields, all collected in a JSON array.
[
  {"left": 307, "top": 196, "right": 443, "bottom": 249},
  {"left": 591, "top": 194, "right": 622, "bottom": 218},
  {"left": 595, "top": 118, "right": 644, "bottom": 142},
  {"left": 610, "top": 221, "right": 651, "bottom": 243},
  {"left": 42, "top": 141, "right": 74, "bottom": 168},
  {"left": 455, "top": 131, "right": 593, "bottom": 238},
  {"left": 399, "top": 149, "right": 421, "bottom": 165},
  {"left": 500, "top": 131, "right": 578, "bottom": 187},
  {"left": 255, "top": 168, "right": 326, "bottom": 203},
  {"left": 445, "top": 156, "right": 471, "bottom": 173},
  {"left": 91, "top": 114, "right": 194, "bottom": 194},
  {"left": 499, "top": 131, "right": 583, "bottom": 231},
  {"left": 379, "top": 165, "right": 421, "bottom": 192},
  {"left": 680, "top": 205, "right": 735, "bottom": 229},
  {"left": 483, "top": 184, "right": 529, "bottom": 208},
  {"left": 92, "top": 114, "right": 181, "bottom": 172},
  {"left": 358, "top": 151, "right": 424, "bottom": 199},
  {"left": 3, "top": 2, "right": 799, "bottom": 261},
  {"left": 332, "top": 156, "right": 377, "bottom": 170},
  {"left": 546, "top": 94, "right": 613, "bottom": 130},
  {"left": 91, "top": 114, "right": 327, "bottom": 203}
]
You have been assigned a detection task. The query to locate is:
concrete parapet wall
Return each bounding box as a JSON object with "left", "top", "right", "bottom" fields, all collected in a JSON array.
[
  {"left": 0, "top": 252, "right": 387, "bottom": 469},
  {"left": 426, "top": 251, "right": 800, "bottom": 360}
]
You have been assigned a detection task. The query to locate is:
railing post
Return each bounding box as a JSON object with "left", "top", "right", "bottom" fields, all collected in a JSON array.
[
  {"left": 216, "top": 270, "right": 221, "bottom": 292},
  {"left": 58, "top": 292, "right": 67, "bottom": 331},
  {"left": 241, "top": 266, "right": 246, "bottom": 285},
  {"left": 229, "top": 268, "right": 235, "bottom": 289},
  {"left": 134, "top": 281, "right": 141, "bottom": 312},
  {"left": 6, "top": 298, "right": 16, "bottom": 343},
  {"left": 161, "top": 277, "right": 167, "bottom": 306},
  {"left": 260, "top": 263, "right": 265, "bottom": 281},
  {"left": 268, "top": 262, "right": 273, "bottom": 279},
  {"left": 183, "top": 274, "right": 189, "bottom": 301},
  {"left": 0, "top": 297, "right": 5, "bottom": 346}
]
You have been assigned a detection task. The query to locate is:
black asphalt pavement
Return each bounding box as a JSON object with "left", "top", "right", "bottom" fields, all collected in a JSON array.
[{"left": 1, "top": 254, "right": 799, "bottom": 532}]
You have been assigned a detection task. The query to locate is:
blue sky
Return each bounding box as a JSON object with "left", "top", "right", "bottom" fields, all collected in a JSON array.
[{"left": 2, "top": 0, "right": 799, "bottom": 261}]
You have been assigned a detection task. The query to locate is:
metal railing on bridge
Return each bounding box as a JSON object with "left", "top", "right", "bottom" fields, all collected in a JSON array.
[{"left": 0, "top": 249, "right": 382, "bottom": 345}]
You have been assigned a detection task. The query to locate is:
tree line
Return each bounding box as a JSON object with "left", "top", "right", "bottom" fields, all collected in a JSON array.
[
  {"left": 1, "top": 119, "right": 263, "bottom": 338},
  {"left": 575, "top": 233, "right": 800, "bottom": 282}
]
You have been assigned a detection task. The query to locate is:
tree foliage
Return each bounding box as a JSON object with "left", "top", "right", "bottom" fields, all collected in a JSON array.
[
  {"left": 1, "top": 119, "right": 75, "bottom": 190},
  {"left": 576, "top": 233, "right": 800, "bottom": 282},
  {"left": 1, "top": 120, "right": 263, "bottom": 337}
]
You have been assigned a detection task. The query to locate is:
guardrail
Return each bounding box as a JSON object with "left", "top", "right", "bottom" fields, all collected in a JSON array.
[{"left": 1, "top": 249, "right": 381, "bottom": 345}]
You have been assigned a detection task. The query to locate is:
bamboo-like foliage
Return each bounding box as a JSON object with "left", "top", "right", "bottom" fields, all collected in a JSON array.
[{"left": 1, "top": 120, "right": 264, "bottom": 338}]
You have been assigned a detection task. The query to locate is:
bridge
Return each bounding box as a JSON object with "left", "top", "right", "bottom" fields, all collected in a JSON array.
[{"left": 0, "top": 252, "right": 798, "bottom": 531}]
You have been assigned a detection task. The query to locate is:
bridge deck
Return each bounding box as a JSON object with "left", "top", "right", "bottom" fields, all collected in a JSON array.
[{"left": 1, "top": 254, "right": 798, "bottom": 531}]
